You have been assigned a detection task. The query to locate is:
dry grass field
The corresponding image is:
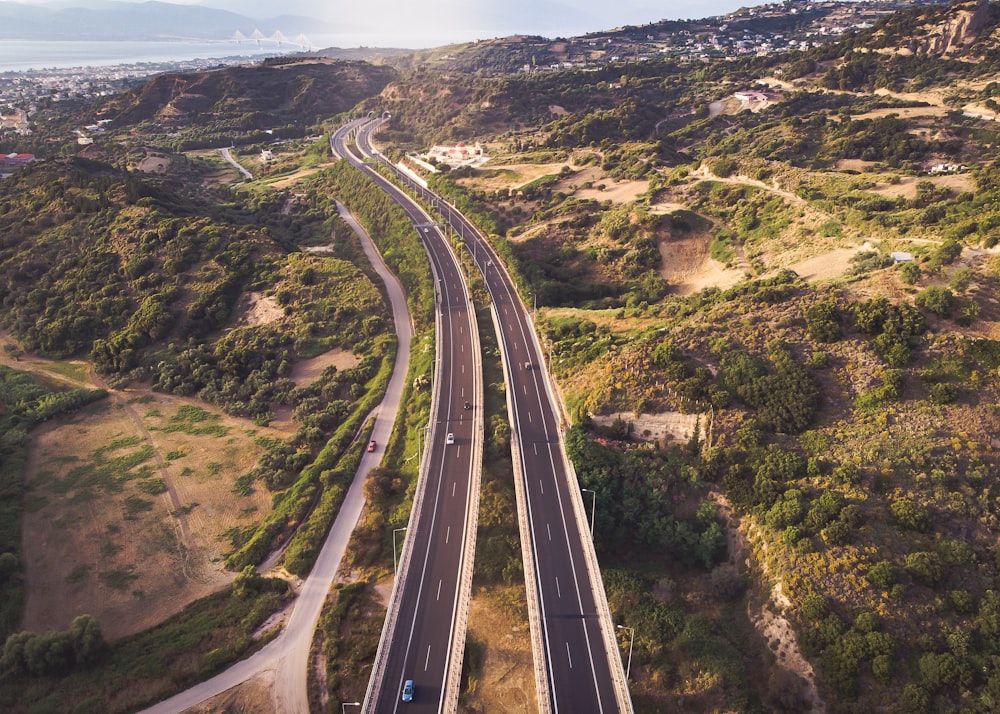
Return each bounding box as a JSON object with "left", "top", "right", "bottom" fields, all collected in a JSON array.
[
  {"left": 20, "top": 393, "right": 284, "bottom": 640},
  {"left": 462, "top": 588, "right": 537, "bottom": 714},
  {"left": 0, "top": 330, "right": 290, "bottom": 641}
]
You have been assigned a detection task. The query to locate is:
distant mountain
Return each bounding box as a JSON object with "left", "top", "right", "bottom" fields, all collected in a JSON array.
[
  {"left": 0, "top": 0, "right": 334, "bottom": 41},
  {"left": 200, "top": 0, "right": 601, "bottom": 36}
]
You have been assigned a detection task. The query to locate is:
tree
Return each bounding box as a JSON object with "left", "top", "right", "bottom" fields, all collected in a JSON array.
[
  {"left": 709, "top": 563, "right": 745, "bottom": 600},
  {"left": 905, "top": 551, "right": 944, "bottom": 587},
  {"left": 24, "top": 630, "right": 74, "bottom": 675},
  {"left": 0, "top": 552, "right": 17, "bottom": 581},
  {"left": 69, "top": 615, "right": 105, "bottom": 666},
  {"left": 1, "top": 631, "right": 34, "bottom": 676},
  {"left": 900, "top": 261, "right": 921, "bottom": 285}
]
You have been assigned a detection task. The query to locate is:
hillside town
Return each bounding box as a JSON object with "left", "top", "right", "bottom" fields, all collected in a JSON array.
[{"left": 522, "top": 0, "right": 948, "bottom": 69}]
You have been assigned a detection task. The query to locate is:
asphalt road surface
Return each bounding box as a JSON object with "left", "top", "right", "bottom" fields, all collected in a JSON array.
[{"left": 353, "top": 121, "right": 630, "bottom": 713}]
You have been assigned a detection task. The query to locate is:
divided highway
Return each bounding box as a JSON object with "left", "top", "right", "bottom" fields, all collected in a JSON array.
[
  {"left": 353, "top": 119, "right": 633, "bottom": 713},
  {"left": 334, "top": 119, "right": 484, "bottom": 713}
]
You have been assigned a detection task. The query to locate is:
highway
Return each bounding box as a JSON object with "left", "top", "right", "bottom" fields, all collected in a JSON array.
[
  {"left": 334, "top": 119, "right": 484, "bottom": 714},
  {"left": 354, "top": 120, "right": 632, "bottom": 713}
]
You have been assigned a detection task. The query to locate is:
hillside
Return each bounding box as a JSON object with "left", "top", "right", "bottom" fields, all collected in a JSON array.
[
  {"left": 99, "top": 59, "right": 396, "bottom": 132},
  {"left": 3, "top": 0, "right": 1000, "bottom": 711},
  {"left": 361, "top": 2, "right": 1000, "bottom": 710}
]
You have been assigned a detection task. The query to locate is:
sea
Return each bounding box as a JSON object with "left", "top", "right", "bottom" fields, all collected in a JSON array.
[
  {"left": 0, "top": 30, "right": 476, "bottom": 73},
  {"left": 0, "top": 36, "right": 363, "bottom": 73}
]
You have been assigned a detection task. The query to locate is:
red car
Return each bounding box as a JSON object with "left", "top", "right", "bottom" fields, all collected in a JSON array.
[{"left": 368, "top": 439, "right": 376, "bottom": 452}]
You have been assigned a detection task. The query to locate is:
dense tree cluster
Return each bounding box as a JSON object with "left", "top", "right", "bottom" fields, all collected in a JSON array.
[
  {"left": 0, "top": 615, "right": 105, "bottom": 679},
  {"left": 0, "top": 158, "right": 283, "bottom": 362},
  {"left": 567, "top": 425, "right": 725, "bottom": 567}
]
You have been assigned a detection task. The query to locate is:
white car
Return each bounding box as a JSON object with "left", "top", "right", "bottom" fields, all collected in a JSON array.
[{"left": 446, "top": 432, "right": 455, "bottom": 445}]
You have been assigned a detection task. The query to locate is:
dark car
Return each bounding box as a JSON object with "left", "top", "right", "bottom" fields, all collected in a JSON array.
[
  {"left": 464, "top": 401, "right": 472, "bottom": 410},
  {"left": 402, "top": 679, "right": 414, "bottom": 702}
]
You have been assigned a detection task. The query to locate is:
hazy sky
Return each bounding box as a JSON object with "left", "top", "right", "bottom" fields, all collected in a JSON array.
[
  {"left": 8, "top": 0, "right": 762, "bottom": 46},
  {"left": 248, "top": 0, "right": 758, "bottom": 46}
]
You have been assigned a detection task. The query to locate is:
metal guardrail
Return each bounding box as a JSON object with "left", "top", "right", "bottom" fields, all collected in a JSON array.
[{"left": 441, "top": 239, "right": 486, "bottom": 713}]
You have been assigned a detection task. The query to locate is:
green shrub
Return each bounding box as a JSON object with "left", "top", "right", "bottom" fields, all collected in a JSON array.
[
  {"left": 805, "top": 301, "right": 842, "bottom": 342},
  {"left": 915, "top": 286, "right": 955, "bottom": 318},
  {"left": 900, "top": 261, "right": 921, "bottom": 285},
  {"left": 891, "top": 498, "right": 929, "bottom": 532},
  {"left": 905, "top": 551, "right": 944, "bottom": 587},
  {"left": 867, "top": 560, "right": 896, "bottom": 590}
]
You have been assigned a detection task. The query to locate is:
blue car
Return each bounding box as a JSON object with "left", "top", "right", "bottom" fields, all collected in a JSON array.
[{"left": 402, "top": 679, "right": 414, "bottom": 702}]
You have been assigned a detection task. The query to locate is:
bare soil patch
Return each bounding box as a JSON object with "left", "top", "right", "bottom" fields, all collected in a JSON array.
[
  {"left": 20, "top": 387, "right": 283, "bottom": 641},
  {"left": 137, "top": 155, "right": 170, "bottom": 173},
  {"left": 789, "top": 245, "right": 868, "bottom": 282},
  {"left": 657, "top": 230, "right": 744, "bottom": 295},
  {"left": 186, "top": 149, "right": 239, "bottom": 187},
  {"left": 869, "top": 173, "right": 975, "bottom": 199},
  {"left": 270, "top": 164, "right": 333, "bottom": 190},
  {"left": 572, "top": 178, "right": 648, "bottom": 204},
  {"left": 232, "top": 292, "right": 284, "bottom": 328},
  {"left": 464, "top": 162, "right": 571, "bottom": 192},
  {"left": 288, "top": 349, "right": 360, "bottom": 387},
  {"left": 834, "top": 159, "right": 879, "bottom": 172},
  {"left": 188, "top": 669, "right": 277, "bottom": 713},
  {"left": 542, "top": 307, "right": 667, "bottom": 335},
  {"left": 590, "top": 411, "right": 705, "bottom": 444},
  {"left": 851, "top": 105, "right": 950, "bottom": 121}
]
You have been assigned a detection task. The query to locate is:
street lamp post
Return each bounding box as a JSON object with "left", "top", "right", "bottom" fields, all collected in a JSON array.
[
  {"left": 392, "top": 527, "right": 407, "bottom": 575},
  {"left": 581, "top": 488, "right": 595, "bottom": 536},
  {"left": 342, "top": 702, "right": 361, "bottom": 714},
  {"left": 617, "top": 625, "right": 635, "bottom": 682}
]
